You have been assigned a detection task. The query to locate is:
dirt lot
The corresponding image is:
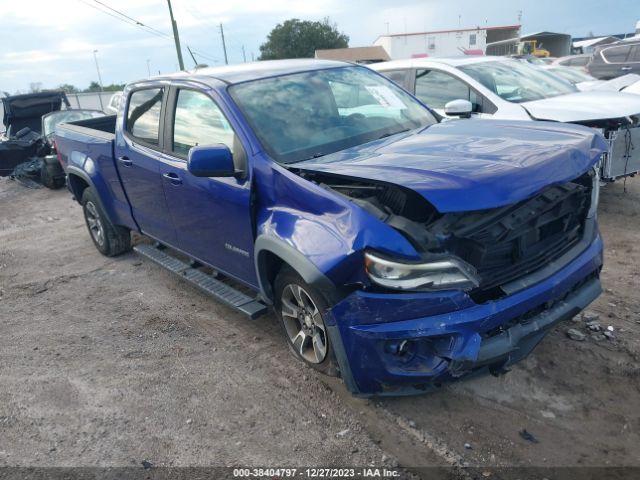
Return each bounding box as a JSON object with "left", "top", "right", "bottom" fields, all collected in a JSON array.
[{"left": 1, "top": 176, "right": 639, "bottom": 477}]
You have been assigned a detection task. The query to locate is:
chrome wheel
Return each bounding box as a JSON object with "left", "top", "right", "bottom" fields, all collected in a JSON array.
[
  {"left": 280, "top": 283, "right": 327, "bottom": 364},
  {"left": 85, "top": 201, "right": 105, "bottom": 247}
]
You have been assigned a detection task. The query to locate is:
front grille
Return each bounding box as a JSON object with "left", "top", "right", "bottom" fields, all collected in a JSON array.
[
  {"left": 482, "top": 269, "right": 600, "bottom": 339},
  {"left": 433, "top": 174, "right": 592, "bottom": 295}
]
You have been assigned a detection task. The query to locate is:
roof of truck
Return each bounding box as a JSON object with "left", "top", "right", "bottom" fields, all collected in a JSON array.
[{"left": 150, "top": 59, "right": 350, "bottom": 86}]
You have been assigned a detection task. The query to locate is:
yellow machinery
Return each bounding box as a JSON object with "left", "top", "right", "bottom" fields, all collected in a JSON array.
[{"left": 518, "top": 40, "right": 550, "bottom": 58}]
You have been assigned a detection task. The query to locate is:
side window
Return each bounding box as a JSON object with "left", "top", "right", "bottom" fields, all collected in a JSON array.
[
  {"left": 380, "top": 70, "right": 408, "bottom": 89},
  {"left": 603, "top": 45, "right": 631, "bottom": 63},
  {"left": 126, "top": 88, "right": 163, "bottom": 145},
  {"left": 172, "top": 89, "right": 235, "bottom": 157},
  {"left": 415, "top": 69, "right": 478, "bottom": 110}
]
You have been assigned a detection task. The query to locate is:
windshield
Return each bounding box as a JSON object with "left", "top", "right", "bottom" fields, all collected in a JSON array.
[
  {"left": 229, "top": 66, "right": 437, "bottom": 164},
  {"left": 43, "top": 110, "right": 105, "bottom": 137},
  {"left": 547, "top": 67, "right": 596, "bottom": 84},
  {"left": 460, "top": 61, "right": 578, "bottom": 103}
]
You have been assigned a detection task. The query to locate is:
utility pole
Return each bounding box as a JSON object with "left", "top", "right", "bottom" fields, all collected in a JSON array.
[
  {"left": 166, "top": 0, "right": 185, "bottom": 71},
  {"left": 251, "top": 52, "right": 254, "bottom": 62},
  {"left": 219, "top": 23, "right": 228, "bottom": 65},
  {"left": 146, "top": 59, "right": 151, "bottom": 78},
  {"left": 92, "top": 49, "right": 105, "bottom": 110},
  {"left": 242, "top": 45, "right": 246, "bottom": 62}
]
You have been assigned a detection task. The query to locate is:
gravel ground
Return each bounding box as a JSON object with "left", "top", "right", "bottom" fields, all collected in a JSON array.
[{"left": 0, "top": 176, "right": 639, "bottom": 478}]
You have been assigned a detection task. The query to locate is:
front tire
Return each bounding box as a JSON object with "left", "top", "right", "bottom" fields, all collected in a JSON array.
[
  {"left": 274, "top": 266, "right": 338, "bottom": 376},
  {"left": 81, "top": 188, "right": 131, "bottom": 257}
]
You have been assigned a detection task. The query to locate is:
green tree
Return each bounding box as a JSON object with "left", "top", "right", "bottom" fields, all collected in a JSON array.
[
  {"left": 58, "top": 83, "right": 79, "bottom": 93},
  {"left": 103, "top": 83, "right": 126, "bottom": 92},
  {"left": 259, "top": 18, "right": 349, "bottom": 60},
  {"left": 84, "top": 81, "right": 103, "bottom": 93}
]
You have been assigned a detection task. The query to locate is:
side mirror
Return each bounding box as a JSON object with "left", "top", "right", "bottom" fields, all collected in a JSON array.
[
  {"left": 444, "top": 99, "right": 473, "bottom": 118},
  {"left": 187, "top": 144, "right": 236, "bottom": 177}
]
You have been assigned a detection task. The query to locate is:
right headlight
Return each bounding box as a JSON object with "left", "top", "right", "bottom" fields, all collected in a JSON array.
[{"left": 364, "top": 251, "right": 479, "bottom": 292}]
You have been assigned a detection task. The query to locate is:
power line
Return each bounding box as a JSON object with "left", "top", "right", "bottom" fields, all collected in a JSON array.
[{"left": 76, "top": 0, "right": 219, "bottom": 64}]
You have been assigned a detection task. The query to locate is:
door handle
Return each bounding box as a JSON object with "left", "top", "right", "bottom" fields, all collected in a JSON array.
[
  {"left": 162, "top": 172, "right": 182, "bottom": 185},
  {"left": 621, "top": 66, "right": 632, "bottom": 71},
  {"left": 118, "top": 156, "right": 132, "bottom": 167}
]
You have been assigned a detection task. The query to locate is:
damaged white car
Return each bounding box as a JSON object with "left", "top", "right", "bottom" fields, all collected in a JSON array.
[
  {"left": 372, "top": 57, "right": 640, "bottom": 181},
  {"left": 544, "top": 66, "right": 640, "bottom": 94}
]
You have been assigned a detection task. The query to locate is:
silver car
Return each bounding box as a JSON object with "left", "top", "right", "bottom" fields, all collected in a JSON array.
[{"left": 371, "top": 56, "right": 640, "bottom": 181}]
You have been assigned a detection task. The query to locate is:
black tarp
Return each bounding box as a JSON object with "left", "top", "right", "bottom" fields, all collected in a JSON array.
[{"left": 2, "top": 91, "right": 69, "bottom": 136}]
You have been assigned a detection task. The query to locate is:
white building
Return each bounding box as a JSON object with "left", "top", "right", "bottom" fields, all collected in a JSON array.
[{"left": 373, "top": 25, "right": 521, "bottom": 60}]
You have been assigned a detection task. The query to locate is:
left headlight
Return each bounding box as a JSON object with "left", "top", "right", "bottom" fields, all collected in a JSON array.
[{"left": 364, "top": 251, "right": 480, "bottom": 292}]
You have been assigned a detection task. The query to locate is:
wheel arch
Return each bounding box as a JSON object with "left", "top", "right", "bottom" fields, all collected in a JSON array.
[
  {"left": 66, "top": 169, "right": 91, "bottom": 204},
  {"left": 254, "top": 235, "right": 338, "bottom": 306}
]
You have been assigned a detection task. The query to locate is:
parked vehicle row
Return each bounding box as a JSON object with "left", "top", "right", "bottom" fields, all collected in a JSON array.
[
  {"left": 54, "top": 59, "right": 605, "bottom": 396},
  {"left": 372, "top": 56, "right": 640, "bottom": 181}
]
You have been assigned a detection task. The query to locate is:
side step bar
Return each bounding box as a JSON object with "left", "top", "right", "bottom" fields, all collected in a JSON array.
[{"left": 133, "top": 244, "right": 268, "bottom": 319}]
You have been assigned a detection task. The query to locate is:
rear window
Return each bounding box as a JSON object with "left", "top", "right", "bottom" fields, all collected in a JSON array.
[{"left": 126, "top": 88, "right": 163, "bottom": 145}]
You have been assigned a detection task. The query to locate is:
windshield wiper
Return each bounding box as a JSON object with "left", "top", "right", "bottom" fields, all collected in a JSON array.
[{"left": 376, "top": 128, "right": 410, "bottom": 140}]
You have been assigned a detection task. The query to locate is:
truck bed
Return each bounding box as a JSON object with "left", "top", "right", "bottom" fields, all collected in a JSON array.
[{"left": 56, "top": 114, "right": 117, "bottom": 141}]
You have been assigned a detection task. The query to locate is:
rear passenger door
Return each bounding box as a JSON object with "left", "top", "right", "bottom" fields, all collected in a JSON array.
[
  {"left": 115, "top": 86, "right": 177, "bottom": 244},
  {"left": 158, "top": 85, "right": 257, "bottom": 286}
]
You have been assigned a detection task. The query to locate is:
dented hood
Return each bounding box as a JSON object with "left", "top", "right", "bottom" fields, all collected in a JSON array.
[
  {"left": 522, "top": 90, "right": 640, "bottom": 122},
  {"left": 297, "top": 120, "right": 606, "bottom": 212}
]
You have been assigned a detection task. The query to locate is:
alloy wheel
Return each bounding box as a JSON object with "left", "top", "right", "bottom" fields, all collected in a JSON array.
[
  {"left": 85, "top": 201, "right": 105, "bottom": 247},
  {"left": 280, "top": 283, "right": 328, "bottom": 364}
]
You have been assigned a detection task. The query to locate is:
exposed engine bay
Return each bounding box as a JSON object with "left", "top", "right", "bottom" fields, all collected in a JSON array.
[
  {"left": 298, "top": 169, "right": 594, "bottom": 301},
  {"left": 575, "top": 115, "right": 640, "bottom": 180}
]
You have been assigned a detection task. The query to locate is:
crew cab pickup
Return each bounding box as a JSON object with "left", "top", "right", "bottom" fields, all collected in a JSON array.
[{"left": 55, "top": 59, "right": 606, "bottom": 396}]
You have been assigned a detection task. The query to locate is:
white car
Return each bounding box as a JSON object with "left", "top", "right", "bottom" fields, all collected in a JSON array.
[
  {"left": 544, "top": 66, "right": 640, "bottom": 93},
  {"left": 105, "top": 92, "right": 123, "bottom": 115},
  {"left": 371, "top": 56, "right": 640, "bottom": 181}
]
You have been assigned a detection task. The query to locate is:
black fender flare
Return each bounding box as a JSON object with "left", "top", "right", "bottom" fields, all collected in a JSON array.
[
  {"left": 65, "top": 165, "right": 96, "bottom": 202},
  {"left": 254, "top": 235, "right": 338, "bottom": 306},
  {"left": 65, "top": 166, "right": 116, "bottom": 225}
]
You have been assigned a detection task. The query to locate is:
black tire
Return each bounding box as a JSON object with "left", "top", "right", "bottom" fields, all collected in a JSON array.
[
  {"left": 81, "top": 188, "right": 131, "bottom": 257},
  {"left": 40, "top": 163, "right": 65, "bottom": 189},
  {"left": 274, "top": 266, "right": 338, "bottom": 376}
]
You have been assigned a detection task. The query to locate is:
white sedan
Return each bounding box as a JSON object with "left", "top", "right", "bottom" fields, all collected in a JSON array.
[{"left": 370, "top": 56, "right": 640, "bottom": 180}]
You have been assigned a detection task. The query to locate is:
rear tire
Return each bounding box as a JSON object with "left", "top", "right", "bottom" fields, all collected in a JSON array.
[
  {"left": 274, "top": 266, "right": 338, "bottom": 377},
  {"left": 81, "top": 188, "right": 131, "bottom": 257}
]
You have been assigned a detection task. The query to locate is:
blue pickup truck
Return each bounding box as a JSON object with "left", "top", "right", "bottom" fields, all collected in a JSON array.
[{"left": 55, "top": 59, "right": 606, "bottom": 395}]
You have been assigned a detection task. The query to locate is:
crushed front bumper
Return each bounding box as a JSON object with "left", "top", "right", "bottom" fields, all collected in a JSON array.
[{"left": 326, "top": 232, "right": 603, "bottom": 396}]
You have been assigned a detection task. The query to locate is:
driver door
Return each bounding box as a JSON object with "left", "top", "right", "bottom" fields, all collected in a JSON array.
[{"left": 159, "top": 86, "right": 257, "bottom": 286}]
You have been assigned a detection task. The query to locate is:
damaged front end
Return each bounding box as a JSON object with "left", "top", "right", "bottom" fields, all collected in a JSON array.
[
  {"left": 575, "top": 115, "right": 640, "bottom": 181},
  {"left": 299, "top": 168, "right": 603, "bottom": 395}
]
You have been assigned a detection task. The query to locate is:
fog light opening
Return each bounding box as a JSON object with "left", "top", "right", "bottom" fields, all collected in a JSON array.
[{"left": 386, "top": 339, "right": 411, "bottom": 356}]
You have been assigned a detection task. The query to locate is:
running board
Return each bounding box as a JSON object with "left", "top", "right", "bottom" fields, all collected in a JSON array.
[{"left": 133, "top": 244, "right": 268, "bottom": 319}]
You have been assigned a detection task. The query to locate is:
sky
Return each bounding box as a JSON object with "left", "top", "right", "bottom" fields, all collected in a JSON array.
[{"left": 1, "top": 0, "right": 639, "bottom": 93}]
